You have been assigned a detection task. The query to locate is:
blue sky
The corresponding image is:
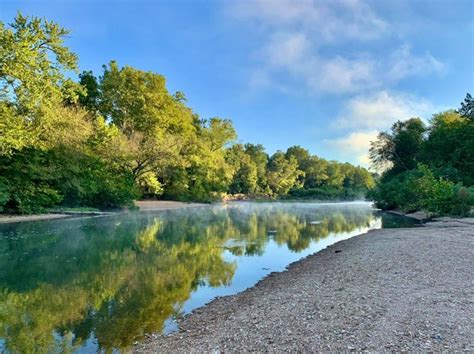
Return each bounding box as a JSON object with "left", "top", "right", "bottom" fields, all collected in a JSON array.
[{"left": 1, "top": 0, "right": 473, "bottom": 166}]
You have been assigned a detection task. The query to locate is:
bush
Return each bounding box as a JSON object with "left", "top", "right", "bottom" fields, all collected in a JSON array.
[
  {"left": 10, "top": 184, "right": 63, "bottom": 214},
  {"left": 0, "top": 177, "right": 9, "bottom": 212},
  {"left": 0, "top": 148, "right": 138, "bottom": 213},
  {"left": 451, "top": 186, "right": 474, "bottom": 216},
  {"left": 369, "top": 164, "right": 473, "bottom": 216}
]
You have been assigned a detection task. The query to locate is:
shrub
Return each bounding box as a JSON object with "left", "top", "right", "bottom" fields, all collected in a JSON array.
[
  {"left": 369, "top": 164, "right": 472, "bottom": 216},
  {"left": 451, "top": 186, "right": 474, "bottom": 216},
  {"left": 11, "top": 184, "right": 63, "bottom": 214}
]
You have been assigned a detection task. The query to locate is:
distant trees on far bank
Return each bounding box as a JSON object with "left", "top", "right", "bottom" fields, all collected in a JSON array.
[
  {"left": 0, "top": 14, "right": 373, "bottom": 214},
  {"left": 368, "top": 94, "right": 474, "bottom": 216}
]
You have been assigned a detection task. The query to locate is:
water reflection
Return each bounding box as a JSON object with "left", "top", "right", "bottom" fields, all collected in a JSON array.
[{"left": 0, "top": 202, "right": 399, "bottom": 352}]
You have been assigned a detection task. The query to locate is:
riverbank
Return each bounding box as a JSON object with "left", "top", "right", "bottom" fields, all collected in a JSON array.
[
  {"left": 0, "top": 213, "right": 76, "bottom": 224},
  {"left": 136, "top": 218, "right": 474, "bottom": 352},
  {"left": 135, "top": 200, "right": 208, "bottom": 211},
  {"left": 384, "top": 209, "right": 432, "bottom": 222},
  {"left": 0, "top": 200, "right": 208, "bottom": 224}
]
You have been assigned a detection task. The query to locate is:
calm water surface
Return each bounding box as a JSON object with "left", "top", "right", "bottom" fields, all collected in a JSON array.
[{"left": 0, "top": 202, "right": 416, "bottom": 353}]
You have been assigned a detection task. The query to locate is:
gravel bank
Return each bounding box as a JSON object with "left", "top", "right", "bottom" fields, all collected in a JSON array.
[
  {"left": 0, "top": 213, "right": 73, "bottom": 224},
  {"left": 0, "top": 201, "right": 207, "bottom": 224},
  {"left": 135, "top": 200, "right": 208, "bottom": 211},
  {"left": 136, "top": 218, "right": 474, "bottom": 352}
]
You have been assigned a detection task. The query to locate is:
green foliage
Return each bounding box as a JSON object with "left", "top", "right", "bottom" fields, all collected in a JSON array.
[
  {"left": 369, "top": 99, "right": 474, "bottom": 216},
  {"left": 420, "top": 110, "right": 474, "bottom": 186},
  {"left": 458, "top": 93, "right": 474, "bottom": 120},
  {"left": 78, "top": 70, "right": 101, "bottom": 113},
  {"left": 226, "top": 144, "right": 258, "bottom": 194},
  {"left": 0, "top": 13, "right": 374, "bottom": 213},
  {"left": 0, "top": 13, "right": 78, "bottom": 154},
  {"left": 451, "top": 186, "right": 474, "bottom": 217},
  {"left": 370, "top": 118, "right": 426, "bottom": 174},
  {"left": 370, "top": 164, "right": 473, "bottom": 216},
  {"left": 267, "top": 152, "right": 303, "bottom": 196},
  {"left": 0, "top": 177, "right": 9, "bottom": 211},
  {"left": 0, "top": 149, "right": 64, "bottom": 213},
  {"left": 283, "top": 146, "right": 374, "bottom": 198},
  {"left": 244, "top": 143, "right": 269, "bottom": 192}
]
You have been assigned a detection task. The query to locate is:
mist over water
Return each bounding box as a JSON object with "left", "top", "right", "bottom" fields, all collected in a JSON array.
[{"left": 0, "top": 201, "right": 414, "bottom": 352}]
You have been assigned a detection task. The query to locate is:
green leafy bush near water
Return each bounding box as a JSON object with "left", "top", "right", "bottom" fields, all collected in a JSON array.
[{"left": 369, "top": 97, "right": 474, "bottom": 216}]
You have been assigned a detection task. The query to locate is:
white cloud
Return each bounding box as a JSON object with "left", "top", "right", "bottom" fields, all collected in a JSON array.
[
  {"left": 226, "top": 0, "right": 445, "bottom": 95},
  {"left": 387, "top": 45, "right": 446, "bottom": 81},
  {"left": 327, "top": 91, "right": 440, "bottom": 168},
  {"left": 313, "top": 56, "right": 377, "bottom": 93},
  {"left": 328, "top": 130, "right": 378, "bottom": 166},
  {"left": 255, "top": 33, "right": 379, "bottom": 94},
  {"left": 333, "top": 91, "right": 435, "bottom": 130},
  {"left": 229, "top": 0, "right": 388, "bottom": 42},
  {"left": 263, "top": 32, "right": 310, "bottom": 68}
]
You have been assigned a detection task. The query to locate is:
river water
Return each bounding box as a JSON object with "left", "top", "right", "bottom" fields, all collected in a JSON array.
[{"left": 0, "top": 201, "right": 416, "bottom": 352}]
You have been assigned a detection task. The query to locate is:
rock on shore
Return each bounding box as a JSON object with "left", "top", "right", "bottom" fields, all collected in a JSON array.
[{"left": 136, "top": 218, "right": 474, "bottom": 352}]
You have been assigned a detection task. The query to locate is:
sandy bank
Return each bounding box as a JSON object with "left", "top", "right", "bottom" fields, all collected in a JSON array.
[
  {"left": 135, "top": 200, "right": 208, "bottom": 211},
  {"left": 0, "top": 201, "right": 207, "bottom": 224},
  {"left": 137, "top": 218, "right": 474, "bottom": 352},
  {"left": 0, "top": 213, "right": 75, "bottom": 224}
]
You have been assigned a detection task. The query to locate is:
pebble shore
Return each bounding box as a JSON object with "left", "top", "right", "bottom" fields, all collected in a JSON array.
[{"left": 136, "top": 218, "right": 474, "bottom": 352}]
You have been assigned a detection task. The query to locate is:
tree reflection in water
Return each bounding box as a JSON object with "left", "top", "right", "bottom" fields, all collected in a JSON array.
[{"left": 0, "top": 202, "right": 378, "bottom": 352}]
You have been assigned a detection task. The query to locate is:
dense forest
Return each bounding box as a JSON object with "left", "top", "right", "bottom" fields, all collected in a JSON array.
[
  {"left": 369, "top": 95, "right": 474, "bottom": 216},
  {"left": 0, "top": 14, "right": 374, "bottom": 213}
]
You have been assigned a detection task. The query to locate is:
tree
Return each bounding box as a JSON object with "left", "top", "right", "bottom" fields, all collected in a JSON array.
[
  {"left": 162, "top": 117, "right": 236, "bottom": 201},
  {"left": 244, "top": 144, "right": 269, "bottom": 193},
  {"left": 458, "top": 93, "right": 474, "bottom": 120},
  {"left": 370, "top": 118, "right": 426, "bottom": 174},
  {"left": 303, "top": 156, "right": 329, "bottom": 188},
  {"left": 78, "top": 70, "right": 101, "bottom": 113},
  {"left": 326, "top": 162, "right": 344, "bottom": 188},
  {"left": 421, "top": 110, "right": 474, "bottom": 185},
  {"left": 226, "top": 144, "right": 258, "bottom": 194},
  {"left": 285, "top": 145, "right": 310, "bottom": 167},
  {"left": 98, "top": 61, "right": 198, "bottom": 189},
  {"left": 0, "top": 13, "right": 78, "bottom": 154},
  {"left": 266, "top": 152, "right": 302, "bottom": 196}
]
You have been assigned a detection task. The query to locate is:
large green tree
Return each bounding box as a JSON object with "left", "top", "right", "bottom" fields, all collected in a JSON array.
[
  {"left": 0, "top": 13, "right": 80, "bottom": 154},
  {"left": 267, "top": 152, "right": 302, "bottom": 196},
  {"left": 369, "top": 118, "right": 426, "bottom": 174}
]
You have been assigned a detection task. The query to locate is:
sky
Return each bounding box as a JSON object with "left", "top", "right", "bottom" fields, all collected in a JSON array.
[{"left": 1, "top": 0, "right": 473, "bottom": 167}]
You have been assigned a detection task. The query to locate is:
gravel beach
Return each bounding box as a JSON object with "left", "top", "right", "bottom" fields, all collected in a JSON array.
[
  {"left": 136, "top": 218, "right": 474, "bottom": 352},
  {"left": 0, "top": 201, "right": 206, "bottom": 224}
]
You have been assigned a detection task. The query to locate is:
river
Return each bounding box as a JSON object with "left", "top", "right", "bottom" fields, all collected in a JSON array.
[{"left": 0, "top": 201, "right": 416, "bottom": 352}]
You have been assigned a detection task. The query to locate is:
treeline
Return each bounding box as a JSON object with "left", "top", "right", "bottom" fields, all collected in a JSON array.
[
  {"left": 0, "top": 14, "right": 373, "bottom": 213},
  {"left": 226, "top": 144, "right": 374, "bottom": 199},
  {"left": 369, "top": 94, "right": 474, "bottom": 216}
]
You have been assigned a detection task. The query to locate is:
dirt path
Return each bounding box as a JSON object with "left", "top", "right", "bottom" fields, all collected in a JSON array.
[{"left": 136, "top": 218, "right": 474, "bottom": 352}]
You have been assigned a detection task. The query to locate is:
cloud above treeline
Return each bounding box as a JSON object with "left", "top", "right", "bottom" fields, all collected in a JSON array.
[
  {"left": 327, "top": 91, "right": 437, "bottom": 166},
  {"left": 226, "top": 0, "right": 447, "bottom": 167}
]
